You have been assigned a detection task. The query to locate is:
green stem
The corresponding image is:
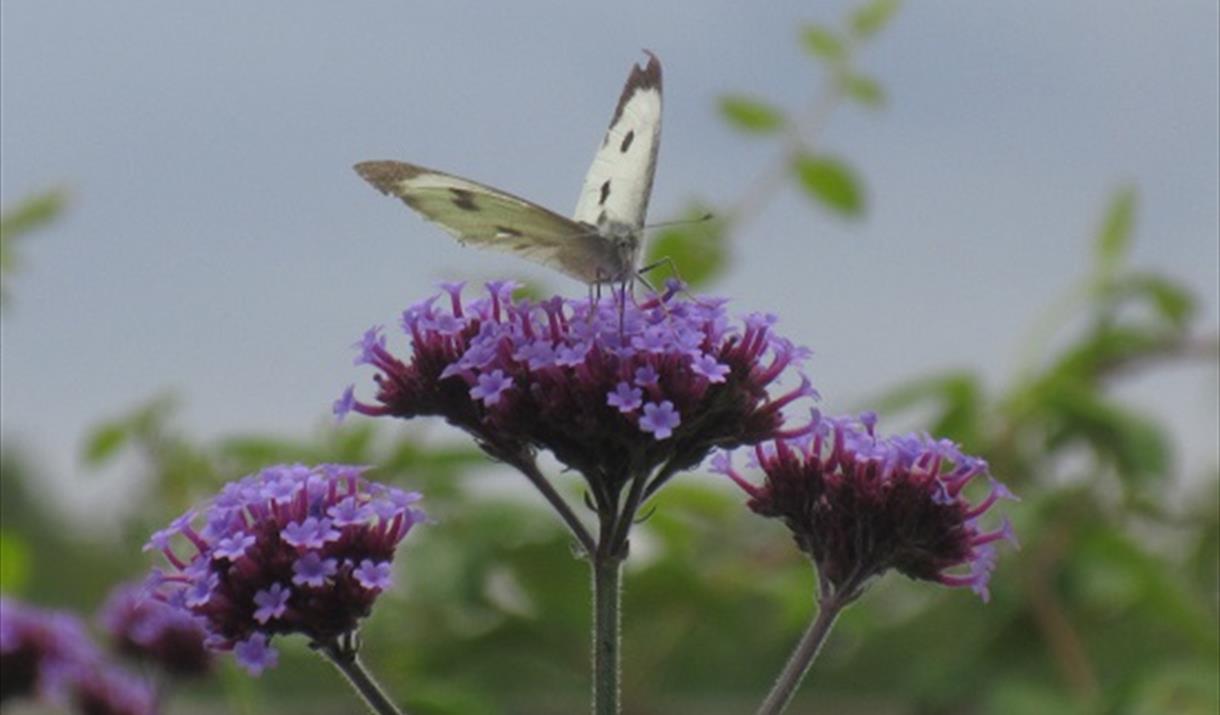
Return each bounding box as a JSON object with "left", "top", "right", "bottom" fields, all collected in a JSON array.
[
  {"left": 592, "top": 555, "right": 623, "bottom": 715},
  {"left": 754, "top": 593, "right": 848, "bottom": 715},
  {"left": 318, "top": 639, "right": 405, "bottom": 715}
]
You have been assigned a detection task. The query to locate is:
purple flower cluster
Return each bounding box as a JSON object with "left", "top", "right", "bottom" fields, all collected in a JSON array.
[
  {"left": 143, "top": 463, "right": 424, "bottom": 675},
  {"left": 337, "top": 282, "right": 813, "bottom": 495},
  {"left": 715, "top": 412, "right": 1017, "bottom": 601},
  {"left": 99, "top": 583, "right": 211, "bottom": 677},
  {"left": 0, "top": 598, "right": 156, "bottom": 714}
]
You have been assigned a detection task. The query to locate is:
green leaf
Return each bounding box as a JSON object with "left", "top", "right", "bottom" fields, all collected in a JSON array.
[
  {"left": 849, "top": 0, "right": 902, "bottom": 39},
  {"left": 840, "top": 71, "right": 886, "bottom": 108},
  {"left": 800, "top": 24, "right": 847, "bottom": 61},
  {"left": 718, "top": 95, "right": 787, "bottom": 134},
  {"left": 1039, "top": 379, "right": 1170, "bottom": 486},
  {"left": 1095, "top": 185, "right": 1136, "bottom": 272},
  {"left": 81, "top": 423, "right": 129, "bottom": 466},
  {"left": 0, "top": 530, "right": 31, "bottom": 591},
  {"left": 1115, "top": 272, "right": 1197, "bottom": 328},
  {"left": 0, "top": 188, "right": 67, "bottom": 245},
  {"left": 793, "top": 153, "right": 866, "bottom": 218},
  {"left": 643, "top": 204, "right": 727, "bottom": 289}
]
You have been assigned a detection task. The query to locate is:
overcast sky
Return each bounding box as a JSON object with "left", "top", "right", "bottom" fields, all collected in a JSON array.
[{"left": 2, "top": 1, "right": 1217, "bottom": 512}]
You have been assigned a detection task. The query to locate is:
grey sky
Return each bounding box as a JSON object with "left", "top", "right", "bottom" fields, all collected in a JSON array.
[{"left": 2, "top": 1, "right": 1216, "bottom": 510}]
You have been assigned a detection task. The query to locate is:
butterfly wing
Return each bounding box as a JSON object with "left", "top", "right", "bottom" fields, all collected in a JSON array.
[
  {"left": 354, "top": 160, "right": 623, "bottom": 283},
  {"left": 573, "top": 51, "right": 663, "bottom": 230}
]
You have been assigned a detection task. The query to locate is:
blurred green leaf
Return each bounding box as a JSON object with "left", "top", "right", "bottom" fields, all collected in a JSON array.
[
  {"left": 800, "top": 24, "right": 848, "bottom": 61},
  {"left": 1112, "top": 272, "right": 1197, "bottom": 329},
  {"left": 82, "top": 423, "right": 130, "bottom": 466},
  {"left": 849, "top": 0, "right": 902, "bottom": 39},
  {"left": 1095, "top": 185, "right": 1136, "bottom": 274},
  {"left": 1, "top": 188, "right": 67, "bottom": 303},
  {"left": 793, "top": 153, "right": 866, "bottom": 218},
  {"left": 0, "top": 188, "right": 66, "bottom": 246},
  {"left": 643, "top": 204, "right": 728, "bottom": 289},
  {"left": 718, "top": 95, "right": 787, "bottom": 134},
  {"left": 1040, "top": 379, "right": 1170, "bottom": 486},
  {"left": 840, "top": 71, "right": 886, "bottom": 108},
  {"left": 0, "top": 530, "right": 31, "bottom": 591},
  {"left": 868, "top": 370, "right": 985, "bottom": 446}
]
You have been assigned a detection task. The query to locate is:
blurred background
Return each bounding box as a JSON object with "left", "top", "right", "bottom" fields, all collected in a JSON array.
[{"left": 1, "top": 1, "right": 1217, "bottom": 713}]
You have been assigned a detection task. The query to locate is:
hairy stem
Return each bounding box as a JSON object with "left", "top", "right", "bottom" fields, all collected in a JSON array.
[
  {"left": 318, "top": 639, "right": 405, "bottom": 715},
  {"left": 507, "top": 453, "right": 597, "bottom": 557},
  {"left": 755, "top": 591, "right": 849, "bottom": 715},
  {"left": 591, "top": 555, "right": 623, "bottom": 715}
]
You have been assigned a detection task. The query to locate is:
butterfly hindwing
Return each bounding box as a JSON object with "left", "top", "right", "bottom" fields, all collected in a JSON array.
[
  {"left": 573, "top": 51, "right": 663, "bottom": 230},
  {"left": 354, "top": 161, "right": 616, "bottom": 283}
]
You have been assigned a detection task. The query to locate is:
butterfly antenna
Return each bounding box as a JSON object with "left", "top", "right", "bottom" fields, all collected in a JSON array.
[{"left": 642, "top": 212, "right": 715, "bottom": 232}]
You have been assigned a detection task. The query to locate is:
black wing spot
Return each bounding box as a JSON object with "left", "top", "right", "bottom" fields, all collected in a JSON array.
[
  {"left": 599, "top": 180, "right": 611, "bottom": 205},
  {"left": 620, "top": 130, "right": 635, "bottom": 152},
  {"left": 495, "top": 225, "right": 523, "bottom": 237},
  {"left": 449, "top": 188, "right": 478, "bottom": 212}
]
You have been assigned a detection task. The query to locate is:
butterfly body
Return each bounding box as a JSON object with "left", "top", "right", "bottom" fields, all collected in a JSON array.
[{"left": 355, "top": 52, "right": 662, "bottom": 285}]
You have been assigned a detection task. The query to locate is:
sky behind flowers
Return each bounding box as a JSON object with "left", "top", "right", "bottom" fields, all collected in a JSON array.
[{"left": 1, "top": 1, "right": 1216, "bottom": 515}]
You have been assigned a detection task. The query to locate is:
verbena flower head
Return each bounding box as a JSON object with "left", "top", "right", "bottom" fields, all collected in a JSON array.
[
  {"left": 99, "top": 583, "right": 212, "bottom": 678},
  {"left": 70, "top": 663, "right": 158, "bottom": 715},
  {"left": 142, "top": 463, "right": 424, "bottom": 676},
  {"left": 338, "top": 282, "right": 813, "bottom": 496},
  {"left": 1, "top": 598, "right": 98, "bottom": 705},
  {"left": 1, "top": 598, "right": 157, "bottom": 714},
  {"left": 715, "top": 412, "right": 1018, "bottom": 602}
]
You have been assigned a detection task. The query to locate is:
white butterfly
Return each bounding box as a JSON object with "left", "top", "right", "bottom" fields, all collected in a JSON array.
[{"left": 354, "top": 52, "right": 662, "bottom": 286}]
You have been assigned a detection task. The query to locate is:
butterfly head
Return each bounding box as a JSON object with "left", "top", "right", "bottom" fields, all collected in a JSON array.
[{"left": 595, "top": 219, "right": 642, "bottom": 283}]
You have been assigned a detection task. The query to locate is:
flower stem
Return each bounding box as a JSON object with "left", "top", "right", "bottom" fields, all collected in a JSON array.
[
  {"left": 318, "top": 639, "right": 405, "bottom": 715},
  {"left": 591, "top": 555, "right": 623, "bottom": 715},
  {"left": 507, "top": 452, "right": 597, "bottom": 557},
  {"left": 754, "top": 592, "right": 848, "bottom": 715}
]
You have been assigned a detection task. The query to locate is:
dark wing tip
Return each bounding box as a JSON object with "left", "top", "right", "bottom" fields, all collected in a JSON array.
[
  {"left": 610, "top": 51, "right": 662, "bottom": 127},
  {"left": 635, "top": 50, "right": 662, "bottom": 92},
  {"left": 353, "top": 160, "right": 420, "bottom": 195}
]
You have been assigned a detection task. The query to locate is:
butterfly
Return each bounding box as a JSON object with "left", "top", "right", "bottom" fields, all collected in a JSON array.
[{"left": 354, "top": 51, "right": 662, "bottom": 287}]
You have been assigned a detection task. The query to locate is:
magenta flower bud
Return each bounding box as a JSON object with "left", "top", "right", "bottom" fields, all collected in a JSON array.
[{"left": 715, "top": 412, "right": 1018, "bottom": 601}]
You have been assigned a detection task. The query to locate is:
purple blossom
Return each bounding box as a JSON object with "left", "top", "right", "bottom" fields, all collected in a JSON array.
[
  {"left": 71, "top": 663, "right": 158, "bottom": 715},
  {"left": 142, "top": 463, "right": 425, "bottom": 675},
  {"left": 328, "top": 496, "right": 376, "bottom": 526},
  {"left": 1, "top": 598, "right": 98, "bottom": 704},
  {"left": 716, "top": 413, "right": 1018, "bottom": 602},
  {"left": 333, "top": 385, "right": 356, "bottom": 421},
  {"left": 691, "top": 355, "right": 730, "bottom": 383},
  {"left": 634, "top": 365, "right": 659, "bottom": 386},
  {"left": 353, "top": 560, "right": 393, "bottom": 591},
  {"left": 639, "top": 401, "right": 681, "bottom": 440},
  {"left": 292, "top": 553, "right": 339, "bottom": 588},
  {"left": 352, "top": 326, "right": 386, "bottom": 366},
  {"left": 233, "top": 634, "right": 277, "bottom": 677},
  {"left": 99, "top": 583, "right": 212, "bottom": 678},
  {"left": 213, "top": 532, "right": 256, "bottom": 561},
  {"left": 469, "top": 369, "right": 514, "bottom": 406},
  {"left": 281, "top": 517, "right": 341, "bottom": 550},
  {"left": 252, "top": 584, "right": 291, "bottom": 624},
  {"left": 606, "top": 382, "right": 643, "bottom": 413},
  {"left": 343, "top": 284, "right": 814, "bottom": 496}
]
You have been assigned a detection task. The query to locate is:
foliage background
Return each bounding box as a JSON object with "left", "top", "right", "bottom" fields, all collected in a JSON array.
[{"left": 2, "top": 2, "right": 1217, "bottom": 714}]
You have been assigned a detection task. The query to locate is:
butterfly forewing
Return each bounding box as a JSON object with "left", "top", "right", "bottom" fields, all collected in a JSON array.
[
  {"left": 573, "top": 51, "right": 663, "bottom": 230},
  {"left": 354, "top": 53, "right": 662, "bottom": 285},
  {"left": 355, "top": 161, "right": 617, "bottom": 283}
]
